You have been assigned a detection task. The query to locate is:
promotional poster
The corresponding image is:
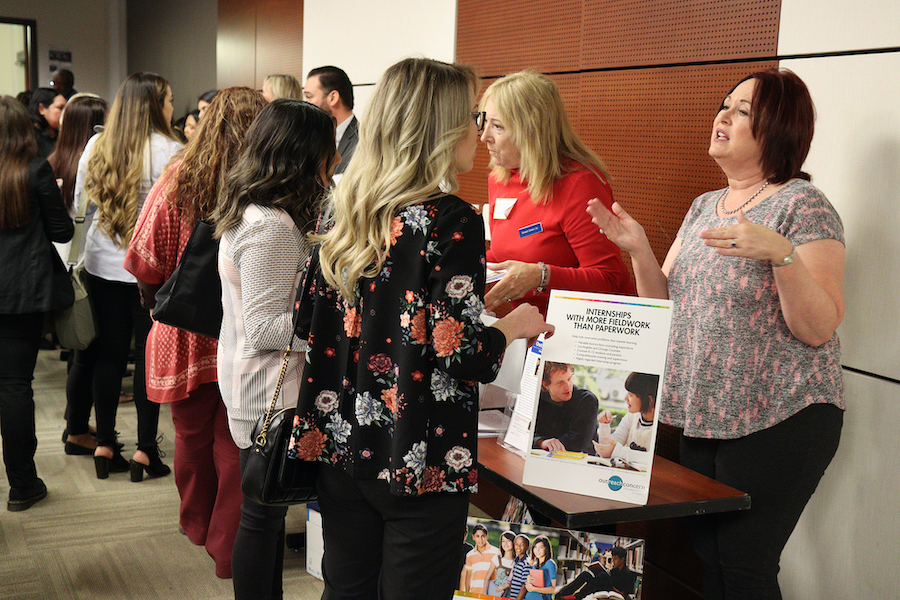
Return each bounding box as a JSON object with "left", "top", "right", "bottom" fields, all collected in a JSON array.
[{"left": 519, "top": 291, "right": 673, "bottom": 505}]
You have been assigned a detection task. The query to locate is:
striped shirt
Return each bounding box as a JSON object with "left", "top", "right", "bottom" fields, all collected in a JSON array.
[
  {"left": 218, "top": 204, "right": 309, "bottom": 448},
  {"left": 508, "top": 556, "right": 531, "bottom": 598}
]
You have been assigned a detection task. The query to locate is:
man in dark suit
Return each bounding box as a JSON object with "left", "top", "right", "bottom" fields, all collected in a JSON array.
[{"left": 304, "top": 66, "right": 358, "bottom": 174}]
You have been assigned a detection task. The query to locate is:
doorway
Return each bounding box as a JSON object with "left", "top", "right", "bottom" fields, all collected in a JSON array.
[{"left": 0, "top": 18, "right": 37, "bottom": 96}]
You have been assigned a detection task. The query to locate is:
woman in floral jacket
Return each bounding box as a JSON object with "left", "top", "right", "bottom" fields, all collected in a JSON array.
[{"left": 289, "top": 58, "right": 553, "bottom": 600}]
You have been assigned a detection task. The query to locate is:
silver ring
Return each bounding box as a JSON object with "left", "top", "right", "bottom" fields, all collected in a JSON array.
[
  {"left": 598, "top": 228, "right": 605, "bottom": 235},
  {"left": 731, "top": 241, "right": 737, "bottom": 248},
  {"left": 506, "top": 298, "right": 511, "bottom": 303}
]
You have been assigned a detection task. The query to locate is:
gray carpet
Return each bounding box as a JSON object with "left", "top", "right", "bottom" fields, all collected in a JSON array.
[{"left": 0, "top": 348, "right": 324, "bottom": 600}]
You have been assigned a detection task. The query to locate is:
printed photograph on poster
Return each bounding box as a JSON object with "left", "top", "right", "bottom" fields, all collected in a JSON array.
[
  {"left": 454, "top": 516, "right": 644, "bottom": 600},
  {"left": 522, "top": 291, "right": 673, "bottom": 504},
  {"left": 531, "top": 364, "right": 661, "bottom": 473}
]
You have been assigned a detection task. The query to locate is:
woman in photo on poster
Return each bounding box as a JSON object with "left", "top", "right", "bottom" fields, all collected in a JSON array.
[
  {"left": 522, "top": 534, "right": 557, "bottom": 600},
  {"left": 592, "top": 372, "right": 659, "bottom": 471},
  {"left": 485, "top": 530, "right": 517, "bottom": 596}
]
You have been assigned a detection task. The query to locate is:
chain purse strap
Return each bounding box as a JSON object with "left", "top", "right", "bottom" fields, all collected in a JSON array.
[{"left": 253, "top": 207, "right": 327, "bottom": 448}]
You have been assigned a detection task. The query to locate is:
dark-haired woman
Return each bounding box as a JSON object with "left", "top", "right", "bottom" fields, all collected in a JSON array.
[
  {"left": 523, "top": 534, "right": 557, "bottom": 599},
  {"left": 0, "top": 96, "right": 73, "bottom": 511},
  {"left": 68, "top": 72, "right": 180, "bottom": 480},
  {"left": 48, "top": 94, "right": 109, "bottom": 215},
  {"left": 588, "top": 69, "right": 844, "bottom": 600},
  {"left": 214, "top": 98, "right": 339, "bottom": 598},
  {"left": 593, "top": 372, "right": 659, "bottom": 471},
  {"left": 28, "top": 87, "right": 66, "bottom": 157},
  {"left": 125, "top": 87, "right": 266, "bottom": 579},
  {"left": 47, "top": 94, "right": 108, "bottom": 277}
]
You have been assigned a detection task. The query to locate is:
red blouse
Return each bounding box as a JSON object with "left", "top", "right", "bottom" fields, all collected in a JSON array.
[
  {"left": 485, "top": 165, "right": 635, "bottom": 315},
  {"left": 123, "top": 164, "right": 218, "bottom": 403}
]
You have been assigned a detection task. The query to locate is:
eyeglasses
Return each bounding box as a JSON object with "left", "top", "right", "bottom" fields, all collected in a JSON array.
[{"left": 471, "top": 111, "right": 486, "bottom": 132}]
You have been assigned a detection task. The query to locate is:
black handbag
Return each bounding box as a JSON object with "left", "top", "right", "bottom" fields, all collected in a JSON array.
[
  {"left": 241, "top": 247, "right": 320, "bottom": 506},
  {"left": 152, "top": 218, "right": 222, "bottom": 339}
]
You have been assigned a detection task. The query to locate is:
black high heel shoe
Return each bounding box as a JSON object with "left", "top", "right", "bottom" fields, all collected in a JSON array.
[
  {"left": 130, "top": 444, "right": 171, "bottom": 482},
  {"left": 94, "top": 446, "right": 129, "bottom": 479}
]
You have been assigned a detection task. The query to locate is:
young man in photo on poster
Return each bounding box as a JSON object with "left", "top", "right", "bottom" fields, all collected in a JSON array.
[
  {"left": 462, "top": 524, "right": 501, "bottom": 594},
  {"left": 532, "top": 362, "right": 599, "bottom": 454}
]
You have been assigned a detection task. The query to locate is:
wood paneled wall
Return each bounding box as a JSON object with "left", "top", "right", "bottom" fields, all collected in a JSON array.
[
  {"left": 456, "top": 0, "right": 780, "bottom": 265},
  {"left": 217, "top": 0, "right": 304, "bottom": 90}
]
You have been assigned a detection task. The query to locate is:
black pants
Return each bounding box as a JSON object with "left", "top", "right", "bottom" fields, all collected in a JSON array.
[
  {"left": 317, "top": 464, "right": 470, "bottom": 600},
  {"left": 65, "top": 273, "right": 157, "bottom": 449},
  {"left": 232, "top": 447, "right": 289, "bottom": 600},
  {"left": 680, "top": 403, "right": 843, "bottom": 600},
  {"left": 0, "top": 312, "right": 43, "bottom": 490}
]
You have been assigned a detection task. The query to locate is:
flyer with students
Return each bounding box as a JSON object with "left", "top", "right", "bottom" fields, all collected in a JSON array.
[
  {"left": 518, "top": 290, "right": 673, "bottom": 505},
  {"left": 454, "top": 516, "right": 644, "bottom": 600}
]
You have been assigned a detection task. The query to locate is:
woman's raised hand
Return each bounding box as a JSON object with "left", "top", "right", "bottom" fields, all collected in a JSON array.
[
  {"left": 586, "top": 198, "right": 649, "bottom": 256},
  {"left": 700, "top": 210, "right": 794, "bottom": 263}
]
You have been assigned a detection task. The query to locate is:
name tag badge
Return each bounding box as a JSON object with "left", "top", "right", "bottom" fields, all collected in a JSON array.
[
  {"left": 493, "top": 198, "right": 517, "bottom": 220},
  {"left": 518, "top": 222, "right": 543, "bottom": 238}
]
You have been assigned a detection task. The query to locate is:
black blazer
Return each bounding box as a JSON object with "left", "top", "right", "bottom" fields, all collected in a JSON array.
[
  {"left": 334, "top": 115, "right": 359, "bottom": 175},
  {"left": 0, "top": 158, "right": 74, "bottom": 314}
]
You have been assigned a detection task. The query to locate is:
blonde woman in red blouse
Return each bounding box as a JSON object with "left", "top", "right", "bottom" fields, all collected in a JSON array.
[{"left": 480, "top": 71, "right": 635, "bottom": 316}]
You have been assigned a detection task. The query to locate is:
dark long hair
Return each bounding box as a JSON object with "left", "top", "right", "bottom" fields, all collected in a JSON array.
[
  {"left": 47, "top": 95, "right": 108, "bottom": 211},
  {"left": 214, "top": 99, "right": 336, "bottom": 237},
  {"left": 28, "top": 87, "right": 63, "bottom": 133},
  {"left": 0, "top": 96, "right": 39, "bottom": 229}
]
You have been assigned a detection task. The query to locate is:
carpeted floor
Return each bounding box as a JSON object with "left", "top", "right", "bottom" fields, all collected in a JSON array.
[{"left": 0, "top": 348, "right": 324, "bottom": 600}]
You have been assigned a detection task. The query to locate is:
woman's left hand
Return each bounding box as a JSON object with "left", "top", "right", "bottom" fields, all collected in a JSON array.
[
  {"left": 485, "top": 260, "right": 544, "bottom": 312},
  {"left": 700, "top": 211, "right": 794, "bottom": 263}
]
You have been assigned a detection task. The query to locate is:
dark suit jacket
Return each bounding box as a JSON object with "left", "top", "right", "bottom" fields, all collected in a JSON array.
[
  {"left": 0, "top": 158, "right": 74, "bottom": 314},
  {"left": 335, "top": 115, "right": 358, "bottom": 175}
]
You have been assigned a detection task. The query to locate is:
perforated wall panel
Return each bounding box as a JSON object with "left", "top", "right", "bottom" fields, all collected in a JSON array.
[
  {"left": 581, "top": 62, "right": 776, "bottom": 261},
  {"left": 217, "top": 0, "right": 303, "bottom": 89},
  {"left": 254, "top": 0, "right": 305, "bottom": 88},
  {"left": 456, "top": 0, "right": 584, "bottom": 76},
  {"left": 582, "top": 0, "right": 780, "bottom": 68}
]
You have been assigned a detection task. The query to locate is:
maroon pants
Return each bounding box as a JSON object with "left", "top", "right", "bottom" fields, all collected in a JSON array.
[{"left": 170, "top": 382, "right": 242, "bottom": 578}]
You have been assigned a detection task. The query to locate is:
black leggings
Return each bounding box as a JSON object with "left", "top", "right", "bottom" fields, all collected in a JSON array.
[
  {"left": 232, "top": 447, "right": 289, "bottom": 600},
  {"left": 65, "top": 273, "right": 158, "bottom": 450},
  {"left": 680, "top": 403, "right": 843, "bottom": 600}
]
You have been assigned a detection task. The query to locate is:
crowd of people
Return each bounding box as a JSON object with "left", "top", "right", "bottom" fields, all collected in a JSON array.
[{"left": 0, "top": 58, "right": 845, "bottom": 600}]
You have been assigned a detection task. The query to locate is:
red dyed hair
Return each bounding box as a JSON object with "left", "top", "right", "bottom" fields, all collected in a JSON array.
[{"left": 726, "top": 69, "right": 816, "bottom": 184}]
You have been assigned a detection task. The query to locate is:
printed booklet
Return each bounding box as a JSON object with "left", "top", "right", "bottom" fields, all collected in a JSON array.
[
  {"left": 455, "top": 516, "right": 644, "bottom": 600},
  {"left": 502, "top": 290, "right": 673, "bottom": 505}
]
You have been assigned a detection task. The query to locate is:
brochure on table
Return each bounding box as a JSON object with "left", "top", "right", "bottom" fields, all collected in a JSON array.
[
  {"left": 454, "top": 516, "right": 644, "bottom": 600},
  {"left": 511, "top": 290, "right": 673, "bottom": 505}
]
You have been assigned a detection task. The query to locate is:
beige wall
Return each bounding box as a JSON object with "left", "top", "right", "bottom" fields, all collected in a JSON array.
[{"left": 0, "top": 0, "right": 123, "bottom": 99}]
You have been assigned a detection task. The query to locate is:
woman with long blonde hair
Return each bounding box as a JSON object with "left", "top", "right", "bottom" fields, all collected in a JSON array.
[
  {"left": 67, "top": 72, "right": 180, "bottom": 480},
  {"left": 125, "top": 87, "right": 266, "bottom": 579},
  {"left": 289, "top": 57, "right": 553, "bottom": 599},
  {"left": 479, "top": 71, "right": 634, "bottom": 316}
]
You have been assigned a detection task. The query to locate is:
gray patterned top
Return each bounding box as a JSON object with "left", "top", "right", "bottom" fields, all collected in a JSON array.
[{"left": 664, "top": 179, "right": 845, "bottom": 439}]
